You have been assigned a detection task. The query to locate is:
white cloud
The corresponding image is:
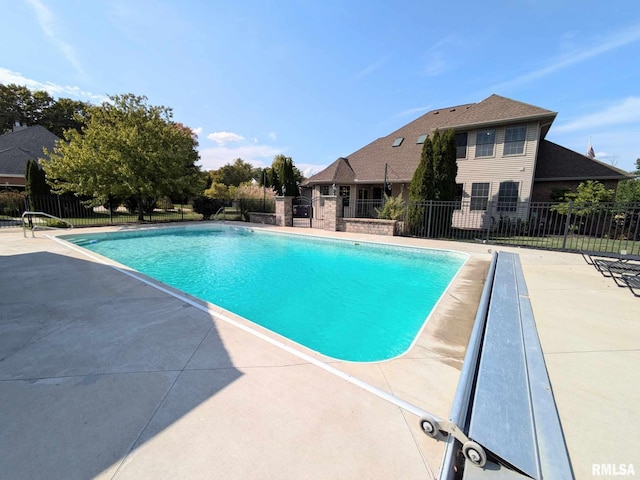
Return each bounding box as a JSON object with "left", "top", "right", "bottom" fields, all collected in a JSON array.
[
  {"left": 268, "top": 131, "right": 277, "bottom": 142},
  {"left": 393, "top": 105, "right": 431, "bottom": 119},
  {"left": 24, "top": 0, "right": 85, "bottom": 78},
  {"left": 192, "top": 127, "right": 203, "bottom": 136},
  {"left": 554, "top": 97, "right": 640, "bottom": 133},
  {"left": 421, "top": 37, "right": 458, "bottom": 77},
  {"left": 352, "top": 55, "right": 389, "bottom": 82},
  {"left": 206, "top": 131, "right": 245, "bottom": 145},
  {"left": 491, "top": 25, "right": 640, "bottom": 91},
  {"left": 0, "top": 67, "right": 107, "bottom": 103}
]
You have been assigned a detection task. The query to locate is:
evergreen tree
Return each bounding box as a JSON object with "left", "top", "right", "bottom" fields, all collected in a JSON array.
[
  {"left": 282, "top": 158, "right": 299, "bottom": 197},
  {"left": 407, "top": 128, "right": 458, "bottom": 236}
]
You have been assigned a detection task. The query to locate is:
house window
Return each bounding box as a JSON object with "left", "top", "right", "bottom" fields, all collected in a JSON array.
[
  {"left": 319, "top": 185, "right": 330, "bottom": 195},
  {"left": 470, "top": 182, "right": 490, "bottom": 210},
  {"left": 456, "top": 132, "right": 468, "bottom": 159},
  {"left": 475, "top": 129, "right": 495, "bottom": 157},
  {"left": 497, "top": 181, "right": 519, "bottom": 212},
  {"left": 416, "top": 134, "right": 428, "bottom": 144},
  {"left": 504, "top": 126, "right": 526, "bottom": 155},
  {"left": 392, "top": 137, "right": 404, "bottom": 147},
  {"left": 454, "top": 183, "right": 464, "bottom": 210}
]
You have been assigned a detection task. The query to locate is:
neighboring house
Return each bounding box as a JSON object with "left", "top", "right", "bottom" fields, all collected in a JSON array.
[
  {"left": 304, "top": 95, "right": 631, "bottom": 223},
  {"left": 0, "top": 123, "right": 60, "bottom": 189}
]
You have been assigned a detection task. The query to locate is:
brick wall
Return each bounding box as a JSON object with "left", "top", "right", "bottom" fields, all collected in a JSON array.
[
  {"left": 532, "top": 180, "right": 620, "bottom": 202},
  {"left": 249, "top": 213, "right": 277, "bottom": 225},
  {"left": 336, "top": 218, "right": 400, "bottom": 236}
]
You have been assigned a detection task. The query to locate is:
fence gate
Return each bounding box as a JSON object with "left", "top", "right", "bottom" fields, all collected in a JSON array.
[{"left": 292, "top": 196, "right": 324, "bottom": 229}]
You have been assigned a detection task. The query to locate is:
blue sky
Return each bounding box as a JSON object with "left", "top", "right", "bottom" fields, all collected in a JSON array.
[{"left": 2, "top": 0, "right": 640, "bottom": 175}]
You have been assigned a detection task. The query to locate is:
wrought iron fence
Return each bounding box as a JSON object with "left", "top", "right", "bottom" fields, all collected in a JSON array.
[
  {"left": 0, "top": 193, "right": 197, "bottom": 228},
  {"left": 342, "top": 199, "right": 384, "bottom": 218},
  {"left": 397, "top": 199, "right": 640, "bottom": 254},
  {"left": 0, "top": 193, "right": 277, "bottom": 229}
]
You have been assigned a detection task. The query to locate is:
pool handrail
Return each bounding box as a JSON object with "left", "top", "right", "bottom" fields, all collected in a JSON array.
[{"left": 22, "top": 211, "right": 73, "bottom": 237}]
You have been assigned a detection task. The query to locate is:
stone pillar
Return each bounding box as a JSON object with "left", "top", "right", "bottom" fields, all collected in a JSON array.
[
  {"left": 275, "top": 196, "right": 293, "bottom": 226},
  {"left": 323, "top": 195, "right": 339, "bottom": 231}
]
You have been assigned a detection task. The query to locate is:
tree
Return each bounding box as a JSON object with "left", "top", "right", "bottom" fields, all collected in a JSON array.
[
  {"left": 0, "top": 83, "right": 89, "bottom": 135},
  {"left": 42, "top": 97, "right": 90, "bottom": 137},
  {"left": 616, "top": 159, "right": 640, "bottom": 203},
  {"left": 552, "top": 180, "right": 615, "bottom": 216},
  {"left": 43, "top": 94, "right": 202, "bottom": 221},
  {"left": 25, "top": 159, "right": 50, "bottom": 197},
  {"left": 269, "top": 154, "right": 301, "bottom": 196},
  {"left": 407, "top": 129, "right": 457, "bottom": 235},
  {"left": 208, "top": 158, "right": 254, "bottom": 187}
]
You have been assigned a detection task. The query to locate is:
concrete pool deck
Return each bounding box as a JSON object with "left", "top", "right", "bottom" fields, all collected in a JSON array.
[{"left": 1, "top": 224, "right": 638, "bottom": 479}]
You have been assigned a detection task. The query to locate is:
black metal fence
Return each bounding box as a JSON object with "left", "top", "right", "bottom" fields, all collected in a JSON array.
[
  {"left": 397, "top": 199, "right": 640, "bottom": 254},
  {"left": 0, "top": 193, "right": 278, "bottom": 229},
  {"left": 0, "top": 193, "right": 198, "bottom": 228}
]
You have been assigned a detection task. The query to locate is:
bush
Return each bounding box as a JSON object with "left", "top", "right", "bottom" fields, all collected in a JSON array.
[
  {"left": 0, "top": 191, "right": 25, "bottom": 217},
  {"left": 192, "top": 196, "right": 225, "bottom": 220},
  {"left": 375, "top": 194, "right": 405, "bottom": 220}
]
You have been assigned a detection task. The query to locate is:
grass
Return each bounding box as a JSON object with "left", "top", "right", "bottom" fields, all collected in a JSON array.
[{"left": 491, "top": 234, "right": 640, "bottom": 255}]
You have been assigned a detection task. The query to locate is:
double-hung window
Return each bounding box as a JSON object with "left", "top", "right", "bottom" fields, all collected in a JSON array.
[
  {"left": 470, "top": 183, "right": 490, "bottom": 211},
  {"left": 456, "top": 133, "right": 468, "bottom": 159},
  {"left": 504, "top": 126, "right": 526, "bottom": 155},
  {"left": 497, "top": 181, "right": 519, "bottom": 212},
  {"left": 475, "top": 129, "right": 495, "bottom": 157}
]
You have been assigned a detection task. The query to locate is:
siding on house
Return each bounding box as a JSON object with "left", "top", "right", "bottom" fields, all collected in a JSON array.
[
  {"left": 457, "top": 121, "right": 540, "bottom": 203},
  {"left": 304, "top": 94, "right": 631, "bottom": 221}
]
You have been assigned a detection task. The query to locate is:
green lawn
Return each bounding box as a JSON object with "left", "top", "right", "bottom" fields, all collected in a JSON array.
[{"left": 491, "top": 235, "right": 640, "bottom": 255}]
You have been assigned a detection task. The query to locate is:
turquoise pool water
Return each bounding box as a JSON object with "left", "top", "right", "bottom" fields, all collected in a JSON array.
[{"left": 63, "top": 226, "right": 467, "bottom": 362}]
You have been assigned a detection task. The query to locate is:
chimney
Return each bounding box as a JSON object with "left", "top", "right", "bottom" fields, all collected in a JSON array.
[{"left": 13, "top": 121, "right": 28, "bottom": 132}]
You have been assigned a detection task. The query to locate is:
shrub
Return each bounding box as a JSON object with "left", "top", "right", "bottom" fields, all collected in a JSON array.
[
  {"left": 375, "top": 194, "right": 405, "bottom": 220},
  {"left": 0, "top": 191, "right": 25, "bottom": 217},
  {"left": 192, "top": 196, "right": 225, "bottom": 220}
]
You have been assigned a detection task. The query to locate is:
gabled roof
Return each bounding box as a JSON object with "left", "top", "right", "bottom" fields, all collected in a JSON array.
[
  {"left": 438, "top": 94, "right": 556, "bottom": 130},
  {"left": 0, "top": 147, "right": 35, "bottom": 175},
  {"left": 306, "top": 94, "right": 557, "bottom": 185},
  {"left": 305, "top": 157, "right": 355, "bottom": 184},
  {"left": 535, "top": 140, "right": 632, "bottom": 181},
  {"left": 0, "top": 125, "right": 60, "bottom": 176}
]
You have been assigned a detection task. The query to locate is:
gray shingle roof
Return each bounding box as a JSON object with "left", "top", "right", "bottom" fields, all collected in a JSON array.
[
  {"left": 306, "top": 95, "right": 558, "bottom": 185},
  {"left": 0, "top": 148, "right": 34, "bottom": 175},
  {"left": 535, "top": 140, "right": 632, "bottom": 181},
  {"left": 0, "top": 125, "right": 60, "bottom": 177}
]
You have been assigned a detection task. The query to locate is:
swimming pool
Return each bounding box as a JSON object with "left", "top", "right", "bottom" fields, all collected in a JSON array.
[{"left": 63, "top": 226, "right": 467, "bottom": 362}]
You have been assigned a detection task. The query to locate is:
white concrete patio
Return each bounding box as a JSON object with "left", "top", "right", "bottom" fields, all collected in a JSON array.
[{"left": 1, "top": 225, "right": 638, "bottom": 479}]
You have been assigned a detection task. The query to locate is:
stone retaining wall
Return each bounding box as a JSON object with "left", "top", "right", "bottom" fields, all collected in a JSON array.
[
  {"left": 249, "top": 212, "right": 277, "bottom": 225},
  {"left": 336, "top": 218, "right": 401, "bottom": 236}
]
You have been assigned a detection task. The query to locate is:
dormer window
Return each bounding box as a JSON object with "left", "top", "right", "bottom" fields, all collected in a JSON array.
[
  {"left": 416, "top": 134, "right": 428, "bottom": 144},
  {"left": 392, "top": 137, "right": 404, "bottom": 147}
]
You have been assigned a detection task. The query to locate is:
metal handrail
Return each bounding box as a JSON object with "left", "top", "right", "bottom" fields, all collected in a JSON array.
[
  {"left": 22, "top": 211, "right": 74, "bottom": 237},
  {"left": 213, "top": 206, "right": 226, "bottom": 222}
]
